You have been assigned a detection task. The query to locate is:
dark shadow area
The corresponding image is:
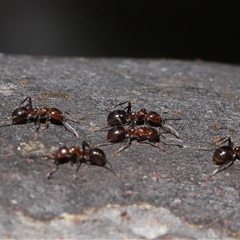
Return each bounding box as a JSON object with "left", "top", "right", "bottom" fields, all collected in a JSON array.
[{"left": 0, "top": 0, "right": 240, "bottom": 64}]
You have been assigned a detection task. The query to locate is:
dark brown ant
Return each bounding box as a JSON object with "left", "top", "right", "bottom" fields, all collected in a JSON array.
[
  {"left": 106, "top": 101, "right": 179, "bottom": 138},
  {"left": 201, "top": 137, "right": 240, "bottom": 179},
  {"left": 107, "top": 101, "right": 164, "bottom": 126},
  {"left": 47, "top": 141, "right": 116, "bottom": 179},
  {"left": 0, "top": 96, "right": 79, "bottom": 138},
  {"left": 105, "top": 125, "right": 165, "bottom": 155}
]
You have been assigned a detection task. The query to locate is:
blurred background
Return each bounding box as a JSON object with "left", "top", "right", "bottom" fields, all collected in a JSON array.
[{"left": 0, "top": 0, "right": 240, "bottom": 64}]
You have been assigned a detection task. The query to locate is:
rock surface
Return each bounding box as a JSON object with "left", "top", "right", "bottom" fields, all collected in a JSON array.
[{"left": 0, "top": 53, "right": 240, "bottom": 239}]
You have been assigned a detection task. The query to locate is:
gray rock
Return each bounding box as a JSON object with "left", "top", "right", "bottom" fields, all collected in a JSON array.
[{"left": 0, "top": 53, "right": 240, "bottom": 239}]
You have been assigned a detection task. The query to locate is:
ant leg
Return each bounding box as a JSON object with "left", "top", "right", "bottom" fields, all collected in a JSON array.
[
  {"left": 214, "top": 137, "right": 232, "bottom": 147},
  {"left": 34, "top": 117, "right": 41, "bottom": 139},
  {"left": 127, "top": 120, "right": 136, "bottom": 130},
  {"left": 90, "top": 117, "right": 130, "bottom": 133},
  {"left": 114, "top": 140, "right": 132, "bottom": 156},
  {"left": 36, "top": 117, "right": 41, "bottom": 130},
  {"left": 62, "top": 117, "right": 79, "bottom": 138},
  {"left": 114, "top": 101, "right": 131, "bottom": 109},
  {"left": 125, "top": 101, "right": 132, "bottom": 114},
  {"left": 104, "top": 159, "right": 118, "bottom": 176},
  {"left": 19, "top": 96, "right": 30, "bottom": 107},
  {"left": 47, "top": 163, "right": 59, "bottom": 179},
  {"left": 206, "top": 160, "right": 235, "bottom": 180},
  {"left": 34, "top": 116, "right": 49, "bottom": 138},
  {"left": 159, "top": 135, "right": 183, "bottom": 148},
  {"left": 74, "top": 161, "right": 83, "bottom": 180},
  {"left": 19, "top": 96, "right": 33, "bottom": 110},
  {"left": 64, "top": 111, "right": 81, "bottom": 123},
  {"left": 89, "top": 125, "right": 110, "bottom": 133},
  {"left": 0, "top": 122, "right": 15, "bottom": 127},
  {"left": 140, "top": 141, "right": 165, "bottom": 152},
  {"left": 28, "top": 96, "right": 33, "bottom": 110},
  {"left": 199, "top": 137, "right": 232, "bottom": 151},
  {"left": 93, "top": 142, "right": 114, "bottom": 148},
  {"left": 41, "top": 114, "right": 50, "bottom": 131},
  {"left": 113, "top": 101, "right": 132, "bottom": 114},
  {"left": 143, "top": 116, "right": 147, "bottom": 127},
  {"left": 161, "top": 124, "right": 180, "bottom": 138},
  {"left": 82, "top": 141, "right": 91, "bottom": 151}
]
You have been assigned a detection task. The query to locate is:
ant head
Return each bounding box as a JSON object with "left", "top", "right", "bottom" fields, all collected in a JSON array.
[
  {"left": 212, "top": 146, "right": 234, "bottom": 165},
  {"left": 55, "top": 146, "right": 71, "bottom": 161},
  {"left": 107, "top": 110, "right": 128, "bottom": 126},
  {"left": 107, "top": 126, "right": 126, "bottom": 142},
  {"left": 147, "top": 127, "right": 160, "bottom": 142},
  {"left": 12, "top": 107, "right": 29, "bottom": 124},
  {"left": 89, "top": 148, "right": 106, "bottom": 166},
  {"left": 147, "top": 111, "right": 164, "bottom": 125}
]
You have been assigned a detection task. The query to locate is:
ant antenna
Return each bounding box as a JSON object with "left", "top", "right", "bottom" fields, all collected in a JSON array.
[
  {"left": 161, "top": 124, "right": 180, "bottom": 138},
  {"left": 0, "top": 123, "right": 14, "bottom": 128},
  {"left": 205, "top": 160, "right": 235, "bottom": 180},
  {"left": 104, "top": 159, "right": 118, "bottom": 177},
  {"left": 62, "top": 119, "right": 79, "bottom": 139}
]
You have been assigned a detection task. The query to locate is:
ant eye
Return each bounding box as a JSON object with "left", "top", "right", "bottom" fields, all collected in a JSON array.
[
  {"left": 12, "top": 107, "right": 28, "bottom": 124},
  {"left": 213, "top": 147, "right": 233, "bottom": 165}
]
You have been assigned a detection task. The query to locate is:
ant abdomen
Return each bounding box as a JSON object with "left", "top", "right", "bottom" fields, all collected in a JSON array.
[
  {"left": 107, "top": 126, "right": 126, "bottom": 142},
  {"left": 213, "top": 146, "right": 234, "bottom": 165},
  {"left": 107, "top": 110, "right": 128, "bottom": 126},
  {"left": 12, "top": 107, "right": 29, "bottom": 124},
  {"left": 89, "top": 148, "right": 106, "bottom": 166}
]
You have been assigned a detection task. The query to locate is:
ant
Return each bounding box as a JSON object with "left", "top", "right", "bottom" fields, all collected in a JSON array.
[
  {"left": 0, "top": 96, "right": 80, "bottom": 138},
  {"left": 106, "top": 101, "right": 180, "bottom": 138},
  {"left": 101, "top": 125, "right": 182, "bottom": 155},
  {"left": 46, "top": 141, "right": 116, "bottom": 179},
  {"left": 201, "top": 137, "right": 240, "bottom": 179},
  {"left": 107, "top": 125, "right": 161, "bottom": 148},
  {"left": 107, "top": 101, "right": 164, "bottom": 126}
]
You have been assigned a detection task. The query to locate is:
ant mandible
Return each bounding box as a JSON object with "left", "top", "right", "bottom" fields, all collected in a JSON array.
[
  {"left": 47, "top": 141, "right": 116, "bottom": 179},
  {"left": 0, "top": 96, "right": 79, "bottom": 138},
  {"left": 205, "top": 137, "right": 240, "bottom": 179},
  {"left": 107, "top": 101, "right": 179, "bottom": 138},
  {"left": 105, "top": 125, "right": 165, "bottom": 155}
]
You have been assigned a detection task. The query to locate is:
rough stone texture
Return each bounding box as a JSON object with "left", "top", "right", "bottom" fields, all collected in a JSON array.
[{"left": 0, "top": 53, "right": 240, "bottom": 239}]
